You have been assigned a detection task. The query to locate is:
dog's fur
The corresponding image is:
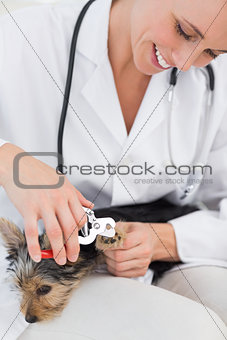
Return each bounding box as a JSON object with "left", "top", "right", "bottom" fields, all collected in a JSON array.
[{"left": 0, "top": 218, "right": 125, "bottom": 323}]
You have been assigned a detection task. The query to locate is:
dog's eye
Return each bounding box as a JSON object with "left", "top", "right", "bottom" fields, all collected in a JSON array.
[{"left": 36, "top": 285, "right": 52, "bottom": 296}]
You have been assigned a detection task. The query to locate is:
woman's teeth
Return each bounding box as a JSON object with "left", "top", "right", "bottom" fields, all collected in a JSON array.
[{"left": 154, "top": 45, "right": 171, "bottom": 69}]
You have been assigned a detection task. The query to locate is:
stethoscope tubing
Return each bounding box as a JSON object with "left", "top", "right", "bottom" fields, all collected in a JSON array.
[{"left": 57, "top": 0, "right": 97, "bottom": 173}]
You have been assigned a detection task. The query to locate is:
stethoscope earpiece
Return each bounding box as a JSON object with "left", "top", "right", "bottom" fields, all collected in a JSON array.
[{"left": 169, "top": 65, "right": 215, "bottom": 92}]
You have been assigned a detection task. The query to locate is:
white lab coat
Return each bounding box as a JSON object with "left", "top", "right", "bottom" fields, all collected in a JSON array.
[{"left": 0, "top": 0, "right": 227, "bottom": 338}]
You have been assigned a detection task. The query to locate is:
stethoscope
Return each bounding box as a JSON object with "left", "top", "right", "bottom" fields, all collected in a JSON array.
[
  {"left": 57, "top": 0, "right": 215, "bottom": 201},
  {"left": 167, "top": 64, "right": 215, "bottom": 199}
]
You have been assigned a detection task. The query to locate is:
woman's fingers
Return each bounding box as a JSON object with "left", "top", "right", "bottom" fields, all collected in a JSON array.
[
  {"left": 68, "top": 196, "right": 88, "bottom": 231},
  {"left": 106, "top": 257, "right": 149, "bottom": 277},
  {"left": 104, "top": 245, "right": 141, "bottom": 262},
  {"left": 104, "top": 243, "right": 151, "bottom": 267},
  {"left": 24, "top": 216, "right": 41, "bottom": 262},
  {"left": 107, "top": 266, "right": 148, "bottom": 278},
  {"left": 42, "top": 212, "right": 66, "bottom": 265},
  {"left": 56, "top": 205, "right": 80, "bottom": 262},
  {"left": 104, "top": 228, "right": 153, "bottom": 278}
]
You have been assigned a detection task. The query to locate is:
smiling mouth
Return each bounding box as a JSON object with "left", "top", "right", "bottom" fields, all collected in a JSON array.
[{"left": 153, "top": 44, "right": 171, "bottom": 69}]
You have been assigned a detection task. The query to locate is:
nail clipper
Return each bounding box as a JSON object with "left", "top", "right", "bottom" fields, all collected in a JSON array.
[{"left": 41, "top": 207, "right": 116, "bottom": 259}]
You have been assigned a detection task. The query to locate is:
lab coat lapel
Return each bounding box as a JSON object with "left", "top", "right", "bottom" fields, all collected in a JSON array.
[
  {"left": 77, "top": 0, "right": 127, "bottom": 145},
  {"left": 81, "top": 54, "right": 128, "bottom": 146},
  {"left": 76, "top": 0, "right": 112, "bottom": 65}
]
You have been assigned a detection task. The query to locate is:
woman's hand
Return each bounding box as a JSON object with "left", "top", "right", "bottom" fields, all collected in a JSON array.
[
  {"left": 0, "top": 143, "right": 93, "bottom": 265},
  {"left": 104, "top": 221, "right": 180, "bottom": 278}
]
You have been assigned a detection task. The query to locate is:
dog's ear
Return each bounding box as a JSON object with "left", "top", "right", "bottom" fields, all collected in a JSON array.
[{"left": 0, "top": 218, "right": 25, "bottom": 254}]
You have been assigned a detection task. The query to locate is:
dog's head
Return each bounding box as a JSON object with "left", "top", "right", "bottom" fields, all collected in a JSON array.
[{"left": 0, "top": 218, "right": 94, "bottom": 322}]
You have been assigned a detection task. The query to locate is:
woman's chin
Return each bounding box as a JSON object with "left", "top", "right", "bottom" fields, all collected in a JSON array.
[{"left": 133, "top": 56, "right": 164, "bottom": 76}]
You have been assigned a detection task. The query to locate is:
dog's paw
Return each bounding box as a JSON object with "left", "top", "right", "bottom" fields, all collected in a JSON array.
[{"left": 95, "top": 227, "right": 126, "bottom": 251}]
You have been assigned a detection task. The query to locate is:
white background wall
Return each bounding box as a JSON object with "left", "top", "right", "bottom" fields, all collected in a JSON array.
[{"left": 0, "top": 0, "right": 63, "bottom": 16}]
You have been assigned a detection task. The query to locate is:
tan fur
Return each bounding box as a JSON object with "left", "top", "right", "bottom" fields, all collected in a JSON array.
[
  {"left": 0, "top": 218, "right": 25, "bottom": 252},
  {"left": 95, "top": 226, "right": 126, "bottom": 250}
]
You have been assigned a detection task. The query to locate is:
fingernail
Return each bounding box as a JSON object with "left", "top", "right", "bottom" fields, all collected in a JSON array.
[
  {"left": 33, "top": 255, "right": 41, "bottom": 263},
  {"left": 58, "top": 258, "right": 66, "bottom": 265},
  {"left": 70, "top": 255, "right": 78, "bottom": 262}
]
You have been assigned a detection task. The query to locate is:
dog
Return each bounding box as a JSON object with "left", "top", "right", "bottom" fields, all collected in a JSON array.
[
  {"left": 0, "top": 199, "right": 198, "bottom": 323},
  {"left": 0, "top": 217, "right": 125, "bottom": 323}
]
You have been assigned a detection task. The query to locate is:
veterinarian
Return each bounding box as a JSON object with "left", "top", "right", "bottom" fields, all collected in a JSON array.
[{"left": 0, "top": 0, "right": 227, "bottom": 339}]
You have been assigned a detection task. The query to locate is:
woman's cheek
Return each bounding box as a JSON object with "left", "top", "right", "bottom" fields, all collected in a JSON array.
[{"left": 131, "top": 41, "right": 154, "bottom": 75}]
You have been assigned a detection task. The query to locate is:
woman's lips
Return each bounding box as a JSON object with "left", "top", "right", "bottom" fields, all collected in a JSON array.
[{"left": 151, "top": 44, "right": 171, "bottom": 70}]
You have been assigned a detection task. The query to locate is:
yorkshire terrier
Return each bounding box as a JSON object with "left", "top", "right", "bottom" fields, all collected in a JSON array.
[
  {"left": 0, "top": 199, "right": 198, "bottom": 323},
  {"left": 0, "top": 217, "right": 125, "bottom": 323}
]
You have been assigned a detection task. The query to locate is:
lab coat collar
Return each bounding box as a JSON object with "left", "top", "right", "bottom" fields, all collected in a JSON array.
[{"left": 76, "top": 0, "right": 112, "bottom": 65}]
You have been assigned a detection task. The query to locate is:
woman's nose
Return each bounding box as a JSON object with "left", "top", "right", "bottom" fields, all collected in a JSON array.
[{"left": 172, "top": 49, "right": 199, "bottom": 71}]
